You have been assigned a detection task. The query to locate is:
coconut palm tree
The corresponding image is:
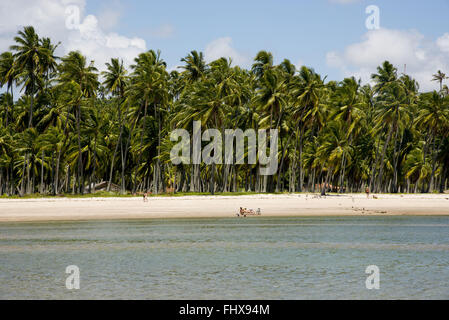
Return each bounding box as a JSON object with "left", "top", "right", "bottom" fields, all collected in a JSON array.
[
  {"left": 252, "top": 50, "right": 274, "bottom": 80},
  {"left": 415, "top": 91, "right": 449, "bottom": 192},
  {"left": 0, "top": 52, "right": 18, "bottom": 127},
  {"left": 290, "top": 66, "right": 326, "bottom": 191},
  {"left": 129, "top": 50, "right": 168, "bottom": 194},
  {"left": 10, "top": 26, "right": 52, "bottom": 128},
  {"left": 103, "top": 58, "right": 128, "bottom": 193},
  {"left": 58, "top": 51, "right": 99, "bottom": 194},
  {"left": 432, "top": 70, "right": 448, "bottom": 93},
  {"left": 180, "top": 50, "right": 207, "bottom": 83}
]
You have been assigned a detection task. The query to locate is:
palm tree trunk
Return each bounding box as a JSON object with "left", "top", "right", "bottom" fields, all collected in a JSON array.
[
  {"left": 29, "top": 77, "right": 34, "bottom": 128},
  {"left": 375, "top": 123, "right": 395, "bottom": 193},
  {"left": 276, "top": 130, "right": 294, "bottom": 192},
  {"left": 134, "top": 100, "right": 147, "bottom": 192},
  {"left": 76, "top": 103, "right": 83, "bottom": 194},
  {"left": 92, "top": 135, "right": 98, "bottom": 193},
  {"left": 321, "top": 165, "right": 333, "bottom": 196},
  {"left": 439, "top": 166, "right": 447, "bottom": 193},
  {"left": 298, "top": 125, "right": 305, "bottom": 192},
  {"left": 428, "top": 137, "right": 443, "bottom": 193},
  {"left": 210, "top": 163, "right": 215, "bottom": 195},
  {"left": 40, "top": 150, "right": 44, "bottom": 194},
  {"left": 107, "top": 106, "right": 123, "bottom": 192}
]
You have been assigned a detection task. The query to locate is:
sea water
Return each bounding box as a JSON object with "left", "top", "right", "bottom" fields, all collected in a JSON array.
[{"left": 0, "top": 216, "right": 448, "bottom": 299}]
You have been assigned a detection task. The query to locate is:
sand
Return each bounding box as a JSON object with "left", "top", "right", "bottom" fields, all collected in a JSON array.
[{"left": 0, "top": 193, "right": 448, "bottom": 222}]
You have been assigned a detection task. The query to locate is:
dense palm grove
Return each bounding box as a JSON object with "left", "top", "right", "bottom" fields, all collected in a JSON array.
[{"left": 0, "top": 26, "right": 448, "bottom": 196}]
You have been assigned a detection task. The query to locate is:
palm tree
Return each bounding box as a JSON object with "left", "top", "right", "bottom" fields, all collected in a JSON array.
[
  {"left": 3, "top": 27, "right": 449, "bottom": 197},
  {"left": 58, "top": 51, "right": 99, "bottom": 194},
  {"left": 371, "top": 61, "right": 398, "bottom": 95},
  {"left": 432, "top": 70, "right": 448, "bottom": 92},
  {"left": 129, "top": 50, "right": 168, "bottom": 194},
  {"left": 0, "top": 93, "right": 13, "bottom": 127},
  {"left": 252, "top": 51, "right": 274, "bottom": 80},
  {"left": 0, "top": 125, "right": 14, "bottom": 195},
  {"left": 10, "top": 26, "right": 51, "bottom": 128},
  {"left": 372, "top": 82, "right": 410, "bottom": 192},
  {"left": 39, "top": 37, "right": 59, "bottom": 84},
  {"left": 103, "top": 58, "right": 128, "bottom": 193},
  {"left": 0, "top": 52, "right": 18, "bottom": 127},
  {"left": 317, "top": 121, "right": 351, "bottom": 195},
  {"left": 180, "top": 50, "right": 207, "bottom": 83},
  {"left": 370, "top": 61, "right": 409, "bottom": 192},
  {"left": 332, "top": 77, "right": 365, "bottom": 192},
  {"left": 415, "top": 91, "right": 449, "bottom": 192},
  {"left": 290, "top": 66, "right": 326, "bottom": 192}
]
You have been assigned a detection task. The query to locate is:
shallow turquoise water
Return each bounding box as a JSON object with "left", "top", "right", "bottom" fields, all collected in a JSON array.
[{"left": 0, "top": 216, "right": 448, "bottom": 299}]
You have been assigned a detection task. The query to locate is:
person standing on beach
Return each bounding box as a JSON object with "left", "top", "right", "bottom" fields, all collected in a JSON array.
[{"left": 365, "top": 187, "right": 370, "bottom": 199}]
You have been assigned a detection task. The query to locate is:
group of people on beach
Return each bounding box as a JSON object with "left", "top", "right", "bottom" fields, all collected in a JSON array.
[{"left": 237, "top": 207, "right": 261, "bottom": 217}]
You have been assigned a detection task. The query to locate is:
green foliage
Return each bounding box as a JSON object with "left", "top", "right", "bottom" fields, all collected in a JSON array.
[{"left": 0, "top": 26, "right": 448, "bottom": 197}]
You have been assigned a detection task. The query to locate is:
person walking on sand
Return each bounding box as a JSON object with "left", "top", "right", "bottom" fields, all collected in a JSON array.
[{"left": 365, "top": 187, "right": 370, "bottom": 199}]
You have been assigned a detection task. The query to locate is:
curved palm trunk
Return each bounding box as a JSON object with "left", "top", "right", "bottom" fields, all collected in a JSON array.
[
  {"left": 29, "top": 76, "right": 34, "bottom": 128},
  {"left": 338, "top": 152, "right": 347, "bottom": 193},
  {"left": 375, "top": 123, "right": 395, "bottom": 193},
  {"left": 40, "top": 150, "right": 44, "bottom": 194},
  {"left": 289, "top": 126, "right": 299, "bottom": 192},
  {"left": 107, "top": 135, "right": 120, "bottom": 192},
  {"left": 428, "top": 136, "right": 443, "bottom": 193},
  {"left": 125, "top": 109, "right": 140, "bottom": 194},
  {"left": 134, "top": 100, "right": 148, "bottom": 192},
  {"left": 55, "top": 109, "right": 71, "bottom": 195},
  {"left": 91, "top": 135, "right": 98, "bottom": 193},
  {"left": 107, "top": 99, "right": 126, "bottom": 193},
  {"left": 420, "top": 134, "right": 432, "bottom": 193},
  {"left": 276, "top": 130, "right": 294, "bottom": 192},
  {"left": 369, "top": 138, "right": 381, "bottom": 191},
  {"left": 298, "top": 125, "right": 305, "bottom": 192},
  {"left": 119, "top": 103, "right": 127, "bottom": 194},
  {"left": 153, "top": 102, "right": 162, "bottom": 194}
]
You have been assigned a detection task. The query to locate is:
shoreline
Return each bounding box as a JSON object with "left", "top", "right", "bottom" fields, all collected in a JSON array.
[{"left": 0, "top": 193, "right": 449, "bottom": 223}]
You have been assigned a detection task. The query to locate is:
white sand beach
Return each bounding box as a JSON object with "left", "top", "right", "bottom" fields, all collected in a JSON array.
[{"left": 0, "top": 193, "right": 448, "bottom": 222}]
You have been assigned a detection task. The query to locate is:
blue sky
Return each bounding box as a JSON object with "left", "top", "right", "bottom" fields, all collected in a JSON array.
[
  {"left": 1, "top": 0, "right": 449, "bottom": 91},
  {"left": 83, "top": 0, "right": 449, "bottom": 88}
]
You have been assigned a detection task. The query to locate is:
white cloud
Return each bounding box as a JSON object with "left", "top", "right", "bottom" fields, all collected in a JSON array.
[
  {"left": 0, "top": 0, "right": 147, "bottom": 72},
  {"left": 326, "top": 28, "right": 449, "bottom": 91},
  {"left": 437, "top": 33, "right": 449, "bottom": 53},
  {"left": 204, "top": 37, "right": 250, "bottom": 67}
]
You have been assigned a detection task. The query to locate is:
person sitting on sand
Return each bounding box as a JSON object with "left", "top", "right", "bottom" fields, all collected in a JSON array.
[{"left": 143, "top": 192, "right": 148, "bottom": 202}]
